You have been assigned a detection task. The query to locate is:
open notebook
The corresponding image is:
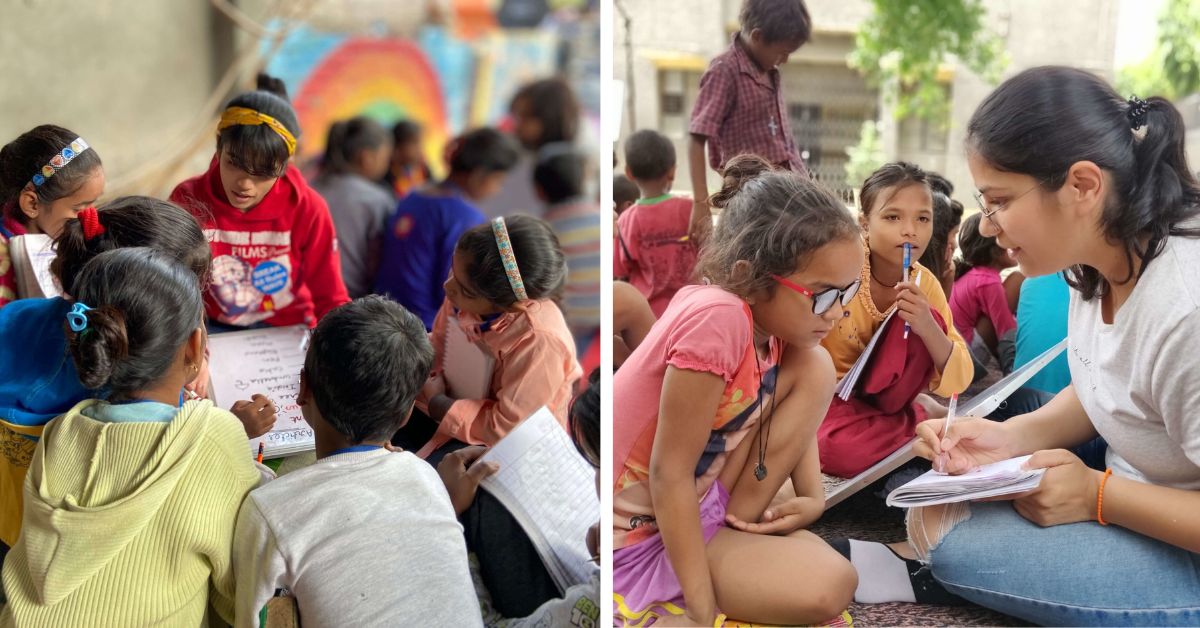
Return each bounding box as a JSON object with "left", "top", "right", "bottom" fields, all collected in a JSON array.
[
  {"left": 886, "top": 455, "right": 1044, "bottom": 507},
  {"left": 9, "top": 234, "right": 60, "bottom": 298},
  {"left": 443, "top": 316, "right": 495, "bottom": 401},
  {"left": 479, "top": 406, "right": 598, "bottom": 594},
  {"left": 833, "top": 308, "right": 899, "bottom": 401},
  {"left": 207, "top": 325, "right": 313, "bottom": 459}
]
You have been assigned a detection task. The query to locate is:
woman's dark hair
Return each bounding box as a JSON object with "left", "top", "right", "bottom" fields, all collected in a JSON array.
[
  {"left": 920, "top": 172, "right": 965, "bottom": 278},
  {"left": 510, "top": 78, "right": 580, "bottom": 146},
  {"left": 217, "top": 73, "right": 300, "bottom": 178},
  {"left": 700, "top": 154, "right": 860, "bottom": 298},
  {"left": 455, "top": 214, "right": 566, "bottom": 308},
  {"left": 0, "top": 124, "right": 103, "bottom": 225},
  {"left": 447, "top": 127, "right": 520, "bottom": 175},
  {"left": 320, "top": 116, "right": 390, "bottom": 177},
  {"left": 51, "top": 196, "right": 211, "bottom": 296},
  {"left": 967, "top": 65, "right": 1200, "bottom": 300},
  {"left": 304, "top": 296, "right": 434, "bottom": 443},
  {"left": 569, "top": 368, "right": 600, "bottom": 468},
  {"left": 954, "top": 212, "right": 1001, "bottom": 281},
  {"left": 392, "top": 120, "right": 423, "bottom": 146},
  {"left": 66, "top": 247, "right": 205, "bottom": 396},
  {"left": 859, "top": 161, "right": 930, "bottom": 218},
  {"left": 740, "top": 0, "right": 812, "bottom": 45}
]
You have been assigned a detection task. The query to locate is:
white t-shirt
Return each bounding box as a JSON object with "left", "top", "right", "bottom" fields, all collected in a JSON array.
[
  {"left": 1068, "top": 229, "right": 1200, "bottom": 489},
  {"left": 232, "top": 448, "right": 483, "bottom": 627}
]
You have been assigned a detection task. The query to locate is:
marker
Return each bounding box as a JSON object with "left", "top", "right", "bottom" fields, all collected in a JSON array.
[
  {"left": 937, "top": 393, "right": 958, "bottom": 473},
  {"left": 902, "top": 243, "right": 912, "bottom": 339},
  {"left": 256, "top": 442, "right": 264, "bottom": 464}
]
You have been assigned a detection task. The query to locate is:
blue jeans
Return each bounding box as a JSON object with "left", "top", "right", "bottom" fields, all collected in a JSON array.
[{"left": 929, "top": 501, "right": 1200, "bottom": 626}]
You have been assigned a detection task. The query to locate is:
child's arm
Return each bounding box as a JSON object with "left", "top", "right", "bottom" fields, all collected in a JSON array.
[
  {"left": 299, "top": 197, "right": 351, "bottom": 320},
  {"left": 651, "top": 365, "right": 727, "bottom": 626},
  {"left": 416, "top": 301, "right": 452, "bottom": 415},
  {"left": 232, "top": 497, "right": 291, "bottom": 628},
  {"left": 613, "top": 212, "right": 636, "bottom": 280},
  {"left": 979, "top": 277, "right": 1017, "bottom": 342},
  {"left": 895, "top": 275, "right": 972, "bottom": 396},
  {"left": 687, "top": 135, "right": 712, "bottom": 244},
  {"left": 687, "top": 60, "right": 734, "bottom": 245}
]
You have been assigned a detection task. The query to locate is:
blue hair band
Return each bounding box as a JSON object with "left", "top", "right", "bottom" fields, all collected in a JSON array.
[{"left": 66, "top": 302, "right": 93, "bottom": 333}]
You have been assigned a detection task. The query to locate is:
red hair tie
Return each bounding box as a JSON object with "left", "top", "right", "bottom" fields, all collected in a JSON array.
[{"left": 79, "top": 206, "right": 105, "bottom": 241}]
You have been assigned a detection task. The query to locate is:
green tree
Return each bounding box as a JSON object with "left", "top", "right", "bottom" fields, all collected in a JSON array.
[
  {"left": 850, "top": 0, "right": 1007, "bottom": 123},
  {"left": 844, "top": 121, "right": 885, "bottom": 195},
  {"left": 1157, "top": 0, "right": 1200, "bottom": 96}
]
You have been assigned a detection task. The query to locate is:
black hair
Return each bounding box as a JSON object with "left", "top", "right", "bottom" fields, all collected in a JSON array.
[
  {"left": 920, "top": 172, "right": 965, "bottom": 278},
  {"left": 613, "top": 174, "right": 640, "bottom": 209},
  {"left": 447, "top": 127, "right": 520, "bottom": 175},
  {"left": 954, "top": 212, "right": 1002, "bottom": 280},
  {"left": 392, "top": 120, "right": 423, "bottom": 146},
  {"left": 533, "top": 146, "right": 585, "bottom": 204},
  {"left": 320, "top": 116, "right": 390, "bottom": 177},
  {"left": 510, "top": 78, "right": 580, "bottom": 147},
  {"left": 701, "top": 154, "right": 860, "bottom": 298},
  {"left": 859, "top": 161, "right": 930, "bottom": 217},
  {"left": 967, "top": 65, "right": 1200, "bottom": 300},
  {"left": 456, "top": 215, "right": 567, "bottom": 308},
  {"left": 66, "top": 248, "right": 204, "bottom": 397},
  {"left": 739, "top": 0, "right": 812, "bottom": 45},
  {"left": 0, "top": 124, "right": 103, "bottom": 226},
  {"left": 217, "top": 73, "right": 300, "bottom": 178},
  {"left": 303, "top": 296, "right": 434, "bottom": 444},
  {"left": 624, "top": 129, "right": 676, "bottom": 181},
  {"left": 51, "top": 196, "right": 211, "bottom": 296},
  {"left": 569, "top": 368, "right": 600, "bottom": 468}
]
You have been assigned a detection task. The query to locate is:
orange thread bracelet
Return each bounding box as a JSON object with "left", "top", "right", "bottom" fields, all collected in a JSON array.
[{"left": 1097, "top": 468, "right": 1113, "bottom": 525}]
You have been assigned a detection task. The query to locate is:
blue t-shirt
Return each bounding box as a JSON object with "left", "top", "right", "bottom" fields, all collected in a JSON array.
[
  {"left": 0, "top": 297, "right": 98, "bottom": 427},
  {"left": 374, "top": 189, "right": 486, "bottom": 329},
  {"left": 1014, "top": 273, "right": 1071, "bottom": 394}
]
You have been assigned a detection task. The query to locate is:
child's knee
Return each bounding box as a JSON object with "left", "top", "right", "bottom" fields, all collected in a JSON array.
[
  {"left": 803, "top": 553, "right": 857, "bottom": 619},
  {"left": 905, "top": 502, "right": 970, "bottom": 561}
]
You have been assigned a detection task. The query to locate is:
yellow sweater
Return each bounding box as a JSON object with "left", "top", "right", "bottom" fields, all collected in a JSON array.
[
  {"left": 1, "top": 399, "right": 260, "bottom": 627},
  {"left": 821, "top": 257, "right": 972, "bottom": 397}
]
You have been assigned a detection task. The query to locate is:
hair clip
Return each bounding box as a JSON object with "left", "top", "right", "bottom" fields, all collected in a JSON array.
[
  {"left": 66, "top": 302, "right": 93, "bottom": 333},
  {"left": 1127, "top": 96, "right": 1150, "bottom": 131},
  {"left": 31, "top": 138, "right": 91, "bottom": 187},
  {"left": 491, "top": 217, "right": 528, "bottom": 301}
]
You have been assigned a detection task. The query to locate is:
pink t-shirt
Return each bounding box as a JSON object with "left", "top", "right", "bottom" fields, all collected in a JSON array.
[
  {"left": 613, "top": 195, "right": 698, "bottom": 316},
  {"left": 949, "top": 266, "right": 1016, "bottom": 343},
  {"left": 613, "top": 284, "right": 774, "bottom": 549}
]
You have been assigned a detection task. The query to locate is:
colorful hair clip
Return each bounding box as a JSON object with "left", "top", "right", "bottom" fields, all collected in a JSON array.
[
  {"left": 491, "top": 217, "right": 528, "bottom": 301},
  {"left": 30, "top": 137, "right": 91, "bottom": 187}
]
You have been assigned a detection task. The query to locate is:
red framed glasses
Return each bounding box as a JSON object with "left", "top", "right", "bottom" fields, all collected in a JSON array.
[{"left": 771, "top": 274, "right": 861, "bottom": 315}]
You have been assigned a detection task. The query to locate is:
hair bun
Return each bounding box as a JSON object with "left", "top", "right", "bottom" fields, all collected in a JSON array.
[
  {"left": 709, "top": 154, "right": 775, "bottom": 209},
  {"left": 255, "top": 72, "right": 290, "bottom": 101}
]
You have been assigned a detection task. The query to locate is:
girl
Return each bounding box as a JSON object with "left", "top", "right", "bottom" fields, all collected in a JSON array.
[
  {"left": 613, "top": 155, "right": 860, "bottom": 627},
  {"left": 373, "top": 127, "right": 520, "bottom": 330},
  {"left": 392, "top": 215, "right": 581, "bottom": 463},
  {"left": 816, "top": 162, "right": 972, "bottom": 478},
  {"left": 0, "top": 248, "right": 261, "bottom": 625},
  {"left": 311, "top": 116, "right": 395, "bottom": 299},
  {"left": 0, "top": 125, "right": 105, "bottom": 307},
  {"left": 949, "top": 212, "right": 1020, "bottom": 374},
  {"left": 0, "top": 197, "right": 275, "bottom": 554},
  {"left": 384, "top": 119, "right": 432, "bottom": 199},
  {"left": 170, "top": 73, "right": 350, "bottom": 330},
  {"left": 845, "top": 66, "right": 1200, "bottom": 626},
  {"left": 918, "top": 172, "right": 964, "bottom": 298}
]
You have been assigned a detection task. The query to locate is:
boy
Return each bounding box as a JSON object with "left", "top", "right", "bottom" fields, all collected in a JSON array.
[
  {"left": 687, "top": 0, "right": 812, "bottom": 241},
  {"left": 534, "top": 148, "right": 600, "bottom": 349},
  {"left": 613, "top": 173, "right": 640, "bottom": 215},
  {"left": 615, "top": 129, "right": 698, "bottom": 316},
  {"left": 232, "top": 296, "right": 482, "bottom": 627}
]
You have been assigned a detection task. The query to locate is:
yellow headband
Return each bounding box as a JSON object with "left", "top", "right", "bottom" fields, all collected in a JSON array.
[{"left": 217, "top": 106, "right": 297, "bottom": 156}]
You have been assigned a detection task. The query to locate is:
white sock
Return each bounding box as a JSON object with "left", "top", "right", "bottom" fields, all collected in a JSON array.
[{"left": 847, "top": 540, "right": 916, "bottom": 604}]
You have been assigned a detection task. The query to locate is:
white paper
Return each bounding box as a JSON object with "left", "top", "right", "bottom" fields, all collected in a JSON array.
[
  {"left": 10, "top": 234, "right": 60, "bottom": 298},
  {"left": 443, "top": 318, "right": 495, "bottom": 400},
  {"left": 834, "top": 308, "right": 899, "bottom": 401},
  {"left": 206, "top": 325, "right": 313, "bottom": 458},
  {"left": 479, "top": 407, "right": 598, "bottom": 593},
  {"left": 886, "top": 455, "right": 1044, "bottom": 507}
]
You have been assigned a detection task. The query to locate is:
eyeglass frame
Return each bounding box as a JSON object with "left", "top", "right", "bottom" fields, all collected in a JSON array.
[
  {"left": 973, "top": 180, "right": 1046, "bottom": 225},
  {"left": 770, "top": 274, "right": 861, "bottom": 315}
]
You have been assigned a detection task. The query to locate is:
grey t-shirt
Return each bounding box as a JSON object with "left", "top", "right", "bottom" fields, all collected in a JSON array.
[
  {"left": 311, "top": 173, "right": 395, "bottom": 298},
  {"left": 1068, "top": 228, "right": 1200, "bottom": 489}
]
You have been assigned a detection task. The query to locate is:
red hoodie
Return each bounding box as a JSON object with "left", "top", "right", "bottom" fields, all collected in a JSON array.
[{"left": 170, "top": 157, "right": 350, "bottom": 328}]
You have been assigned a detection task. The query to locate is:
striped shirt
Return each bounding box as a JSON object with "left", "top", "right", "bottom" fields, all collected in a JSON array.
[{"left": 544, "top": 199, "right": 601, "bottom": 345}]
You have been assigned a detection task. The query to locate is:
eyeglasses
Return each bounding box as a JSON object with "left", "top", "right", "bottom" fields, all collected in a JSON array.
[
  {"left": 771, "top": 274, "right": 861, "bottom": 315},
  {"left": 973, "top": 181, "right": 1043, "bottom": 225}
]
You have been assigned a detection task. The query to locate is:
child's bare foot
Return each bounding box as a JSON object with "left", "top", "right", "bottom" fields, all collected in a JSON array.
[{"left": 915, "top": 393, "right": 948, "bottom": 419}]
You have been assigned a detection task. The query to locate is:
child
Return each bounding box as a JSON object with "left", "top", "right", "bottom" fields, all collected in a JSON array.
[
  {"left": 613, "top": 280, "right": 655, "bottom": 369},
  {"left": 816, "top": 162, "right": 972, "bottom": 478},
  {"left": 534, "top": 147, "right": 601, "bottom": 348},
  {"left": 170, "top": 73, "right": 350, "bottom": 329},
  {"left": 393, "top": 215, "right": 582, "bottom": 462},
  {"left": 385, "top": 119, "right": 432, "bottom": 199},
  {"left": 0, "top": 125, "right": 105, "bottom": 307},
  {"left": 614, "top": 173, "right": 640, "bottom": 215},
  {"left": 0, "top": 197, "right": 276, "bottom": 555},
  {"left": 311, "top": 116, "right": 395, "bottom": 298},
  {"left": 0, "top": 247, "right": 261, "bottom": 625},
  {"left": 687, "top": 0, "right": 812, "bottom": 241},
  {"left": 949, "top": 212, "right": 1019, "bottom": 373},
  {"left": 918, "top": 172, "right": 964, "bottom": 297},
  {"left": 374, "top": 127, "right": 520, "bottom": 330},
  {"left": 615, "top": 129, "right": 698, "bottom": 316},
  {"left": 233, "top": 296, "right": 482, "bottom": 627},
  {"left": 614, "top": 155, "right": 860, "bottom": 626}
]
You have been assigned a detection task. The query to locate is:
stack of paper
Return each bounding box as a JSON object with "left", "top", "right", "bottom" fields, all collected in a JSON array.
[
  {"left": 834, "top": 308, "right": 898, "bottom": 401},
  {"left": 885, "top": 455, "right": 1044, "bottom": 507}
]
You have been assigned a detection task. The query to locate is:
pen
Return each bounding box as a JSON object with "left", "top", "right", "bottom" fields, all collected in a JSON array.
[
  {"left": 938, "top": 393, "right": 958, "bottom": 473},
  {"left": 256, "top": 442, "right": 264, "bottom": 464},
  {"left": 902, "top": 243, "right": 912, "bottom": 339}
]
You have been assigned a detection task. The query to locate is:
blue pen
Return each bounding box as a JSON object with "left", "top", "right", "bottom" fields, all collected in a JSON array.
[{"left": 902, "top": 242, "right": 912, "bottom": 339}]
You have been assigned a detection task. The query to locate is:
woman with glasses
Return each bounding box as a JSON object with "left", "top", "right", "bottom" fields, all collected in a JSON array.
[
  {"left": 839, "top": 66, "right": 1200, "bottom": 626},
  {"left": 613, "top": 155, "right": 862, "bottom": 627}
]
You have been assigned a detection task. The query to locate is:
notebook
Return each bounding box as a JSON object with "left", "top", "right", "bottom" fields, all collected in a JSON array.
[
  {"left": 206, "top": 325, "right": 313, "bottom": 459},
  {"left": 886, "top": 455, "right": 1044, "bottom": 507},
  {"left": 478, "top": 406, "right": 599, "bottom": 594},
  {"left": 833, "top": 308, "right": 899, "bottom": 401},
  {"left": 443, "top": 317, "right": 496, "bottom": 400},
  {"left": 9, "top": 234, "right": 60, "bottom": 298}
]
